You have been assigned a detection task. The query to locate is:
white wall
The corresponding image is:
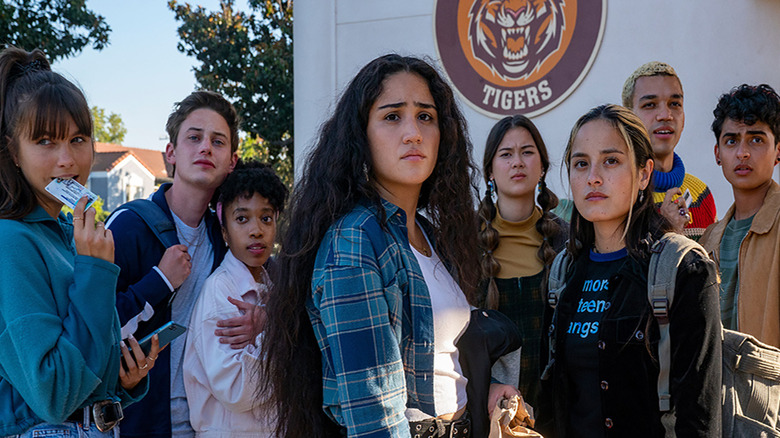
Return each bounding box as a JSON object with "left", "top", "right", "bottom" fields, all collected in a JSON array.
[{"left": 294, "top": 0, "right": 780, "bottom": 216}]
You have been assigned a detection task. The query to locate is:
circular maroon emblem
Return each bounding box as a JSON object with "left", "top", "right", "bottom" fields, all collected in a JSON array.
[{"left": 434, "top": 0, "right": 607, "bottom": 118}]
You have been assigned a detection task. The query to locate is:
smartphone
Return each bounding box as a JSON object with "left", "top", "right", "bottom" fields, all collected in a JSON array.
[
  {"left": 137, "top": 321, "right": 187, "bottom": 355},
  {"left": 45, "top": 178, "right": 98, "bottom": 210},
  {"left": 681, "top": 188, "right": 692, "bottom": 209}
]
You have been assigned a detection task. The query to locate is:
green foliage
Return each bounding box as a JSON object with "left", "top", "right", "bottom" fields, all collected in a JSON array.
[
  {"left": 168, "top": 0, "right": 293, "bottom": 178},
  {"left": 0, "top": 0, "right": 111, "bottom": 61},
  {"left": 61, "top": 197, "right": 109, "bottom": 222},
  {"left": 91, "top": 106, "right": 127, "bottom": 144},
  {"left": 239, "top": 135, "right": 293, "bottom": 191}
]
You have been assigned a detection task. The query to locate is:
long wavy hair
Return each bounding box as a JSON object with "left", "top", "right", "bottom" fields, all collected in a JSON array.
[
  {"left": 259, "top": 54, "right": 480, "bottom": 438},
  {"left": 0, "top": 47, "right": 93, "bottom": 219},
  {"left": 564, "top": 104, "right": 672, "bottom": 260},
  {"left": 478, "top": 115, "right": 563, "bottom": 309}
]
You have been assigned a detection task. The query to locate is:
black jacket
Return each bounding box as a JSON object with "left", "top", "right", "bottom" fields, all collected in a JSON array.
[
  {"left": 457, "top": 309, "right": 522, "bottom": 437},
  {"left": 536, "top": 248, "right": 722, "bottom": 437}
]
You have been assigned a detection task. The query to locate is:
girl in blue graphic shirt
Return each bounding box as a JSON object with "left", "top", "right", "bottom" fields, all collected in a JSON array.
[
  {"left": 536, "top": 105, "right": 721, "bottom": 437},
  {"left": 0, "top": 47, "right": 159, "bottom": 437}
]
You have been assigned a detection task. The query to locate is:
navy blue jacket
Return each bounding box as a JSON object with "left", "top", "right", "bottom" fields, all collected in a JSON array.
[{"left": 107, "top": 183, "right": 227, "bottom": 438}]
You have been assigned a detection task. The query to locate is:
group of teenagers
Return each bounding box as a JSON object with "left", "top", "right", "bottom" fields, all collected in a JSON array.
[{"left": 0, "top": 44, "right": 778, "bottom": 438}]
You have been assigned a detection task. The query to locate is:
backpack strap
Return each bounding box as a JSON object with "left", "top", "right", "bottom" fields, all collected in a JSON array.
[
  {"left": 111, "top": 199, "right": 179, "bottom": 248},
  {"left": 547, "top": 247, "right": 571, "bottom": 309},
  {"left": 647, "top": 232, "right": 708, "bottom": 412},
  {"left": 541, "top": 248, "right": 572, "bottom": 380}
]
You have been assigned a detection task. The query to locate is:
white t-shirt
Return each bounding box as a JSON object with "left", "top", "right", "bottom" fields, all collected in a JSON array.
[{"left": 406, "top": 232, "right": 470, "bottom": 420}]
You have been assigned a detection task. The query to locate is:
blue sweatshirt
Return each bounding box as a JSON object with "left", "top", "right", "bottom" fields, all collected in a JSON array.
[{"left": 0, "top": 206, "right": 146, "bottom": 436}]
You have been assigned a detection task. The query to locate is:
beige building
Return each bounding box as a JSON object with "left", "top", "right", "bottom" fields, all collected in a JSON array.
[{"left": 88, "top": 143, "right": 172, "bottom": 211}]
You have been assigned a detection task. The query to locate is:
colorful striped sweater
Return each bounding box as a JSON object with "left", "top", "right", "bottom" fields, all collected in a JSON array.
[{"left": 652, "top": 173, "right": 717, "bottom": 241}]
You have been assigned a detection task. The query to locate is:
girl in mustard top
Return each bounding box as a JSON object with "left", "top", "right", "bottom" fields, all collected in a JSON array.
[{"left": 478, "top": 115, "right": 567, "bottom": 410}]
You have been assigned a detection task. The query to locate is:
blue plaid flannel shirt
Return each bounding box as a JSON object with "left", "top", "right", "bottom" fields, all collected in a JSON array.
[{"left": 308, "top": 199, "right": 437, "bottom": 438}]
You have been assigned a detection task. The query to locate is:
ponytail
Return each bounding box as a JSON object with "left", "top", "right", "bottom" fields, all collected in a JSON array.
[
  {"left": 0, "top": 47, "right": 50, "bottom": 219},
  {"left": 0, "top": 46, "right": 92, "bottom": 219}
]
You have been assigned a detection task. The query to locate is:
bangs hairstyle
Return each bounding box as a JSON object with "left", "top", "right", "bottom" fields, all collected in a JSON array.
[
  {"left": 563, "top": 104, "right": 671, "bottom": 260},
  {"left": 0, "top": 47, "right": 93, "bottom": 219},
  {"left": 16, "top": 81, "right": 93, "bottom": 142},
  {"left": 217, "top": 158, "right": 288, "bottom": 226}
]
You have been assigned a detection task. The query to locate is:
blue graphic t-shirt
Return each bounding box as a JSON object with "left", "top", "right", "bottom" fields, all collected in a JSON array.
[{"left": 564, "top": 247, "right": 627, "bottom": 437}]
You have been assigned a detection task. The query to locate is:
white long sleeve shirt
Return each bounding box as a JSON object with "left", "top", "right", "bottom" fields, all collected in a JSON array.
[{"left": 183, "top": 250, "right": 273, "bottom": 437}]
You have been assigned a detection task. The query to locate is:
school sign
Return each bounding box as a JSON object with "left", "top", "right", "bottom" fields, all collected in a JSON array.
[{"left": 434, "top": 0, "right": 607, "bottom": 118}]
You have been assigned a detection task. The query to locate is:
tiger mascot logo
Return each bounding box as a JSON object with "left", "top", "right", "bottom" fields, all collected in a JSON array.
[{"left": 468, "top": 0, "right": 566, "bottom": 81}]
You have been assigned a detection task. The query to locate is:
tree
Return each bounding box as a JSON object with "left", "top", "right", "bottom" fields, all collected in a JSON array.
[
  {"left": 91, "top": 106, "right": 127, "bottom": 144},
  {"left": 0, "top": 0, "right": 111, "bottom": 61},
  {"left": 168, "top": 0, "right": 293, "bottom": 183},
  {"left": 61, "top": 197, "right": 109, "bottom": 222},
  {"left": 239, "top": 135, "right": 293, "bottom": 191}
]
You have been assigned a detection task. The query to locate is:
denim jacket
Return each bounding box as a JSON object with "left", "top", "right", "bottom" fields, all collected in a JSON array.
[{"left": 308, "top": 199, "right": 437, "bottom": 438}]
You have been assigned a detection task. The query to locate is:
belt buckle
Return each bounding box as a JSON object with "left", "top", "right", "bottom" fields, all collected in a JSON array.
[{"left": 92, "top": 400, "right": 123, "bottom": 432}]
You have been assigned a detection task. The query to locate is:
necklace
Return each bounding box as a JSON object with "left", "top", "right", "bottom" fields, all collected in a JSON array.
[
  {"left": 410, "top": 221, "right": 431, "bottom": 257},
  {"left": 411, "top": 240, "right": 431, "bottom": 257},
  {"left": 177, "top": 223, "right": 205, "bottom": 249}
]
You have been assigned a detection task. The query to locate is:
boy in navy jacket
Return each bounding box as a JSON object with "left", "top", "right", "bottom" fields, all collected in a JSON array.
[{"left": 107, "top": 91, "right": 262, "bottom": 437}]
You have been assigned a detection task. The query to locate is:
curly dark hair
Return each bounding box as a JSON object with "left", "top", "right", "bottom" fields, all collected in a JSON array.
[
  {"left": 563, "top": 104, "right": 672, "bottom": 260},
  {"left": 478, "top": 115, "right": 564, "bottom": 309},
  {"left": 712, "top": 84, "right": 780, "bottom": 142},
  {"left": 0, "top": 46, "right": 93, "bottom": 219},
  {"left": 259, "top": 54, "right": 480, "bottom": 438},
  {"left": 217, "top": 159, "right": 288, "bottom": 224}
]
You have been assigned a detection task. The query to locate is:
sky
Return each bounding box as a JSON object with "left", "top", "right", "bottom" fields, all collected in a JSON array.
[{"left": 55, "top": 0, "right": 247, "bottom": 152}]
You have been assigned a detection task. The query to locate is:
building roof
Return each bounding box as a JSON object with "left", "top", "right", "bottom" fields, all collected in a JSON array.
[
  {"left": 92, "top": 151, "right": 129, "bottom": 172},
  {"left": 93, "top": 142, "right": 170, "bottom": 180}
]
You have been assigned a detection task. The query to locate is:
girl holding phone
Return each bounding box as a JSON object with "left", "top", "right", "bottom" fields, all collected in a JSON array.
[{"left": 0, "top": 47, "right": 158, "bottom": 437}]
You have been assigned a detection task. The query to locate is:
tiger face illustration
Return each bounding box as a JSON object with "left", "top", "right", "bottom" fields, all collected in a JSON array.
[{"left": 468, "top": 0, "right": 566, "bottom": 81}]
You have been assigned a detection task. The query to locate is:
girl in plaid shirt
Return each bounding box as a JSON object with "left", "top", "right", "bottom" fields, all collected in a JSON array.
[{"left": 260, "top": 54, "right": 520, "bottom": 438}]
